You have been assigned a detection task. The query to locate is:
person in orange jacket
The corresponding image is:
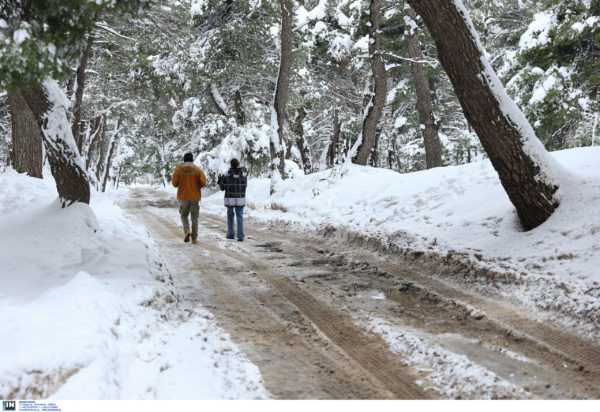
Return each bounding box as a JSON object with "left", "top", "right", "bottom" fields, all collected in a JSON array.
[{"left": 172, "top": 152, "right": 207, "bottom": 244}]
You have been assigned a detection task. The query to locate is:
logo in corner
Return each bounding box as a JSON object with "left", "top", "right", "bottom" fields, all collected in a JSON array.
[{"left": 2, "top": 401, "right": 16, "bottom": 411}]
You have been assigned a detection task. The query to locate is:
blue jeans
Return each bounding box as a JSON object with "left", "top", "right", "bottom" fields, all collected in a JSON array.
[{"left": 227, "top": 206, "right": 244, "bottom": 240}]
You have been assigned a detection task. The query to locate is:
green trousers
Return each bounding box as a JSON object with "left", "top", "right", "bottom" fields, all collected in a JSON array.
[{"left": 179, "top": 200, "right": 199, "bottom": 240}]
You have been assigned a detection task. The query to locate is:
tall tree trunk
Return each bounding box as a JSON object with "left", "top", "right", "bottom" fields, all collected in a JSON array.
[
  {"left": 21, "top": 81, "right": 90, "bottom": 206},
  {"left": 369, "top": 129, "right": 381, "bottom": 167},
  {"left": 297, "top": 137, "right": 311, "bottom": 174},
  {"left": 293, "top": 107, "right": 311, "bottom": 174},
  {"left": 115, "top": 166, "right": 122, "bottom": 189},
  {"left": 66, "top": 77, "right": 75, "bottom": 102},
  {"left": 102, "top": 117, "right": 122, "bottom": 192},
  {"left": 8, "top": 91, "right": 43, "bottom": 178},
  {"left": 352, "top": 0, "right": 387, "bottom": 166},
  {"left": 389, "top": 139, "right": 401, "bottom": 171},
  {"left": 407, "top": 0, "right": 562, "bottom": 230},
  {"left": 328, "top": 108, "right": 340, "bottom": 168},
  {"left": 403, "top": 4, "right": 442, "bottom": 169},
  {"left": 72, "top": 33, "right": 94, "bottom": 154},
  {"left": 270, "top": 0, "right": 293, "bottom": 193},
  {"left": 95, "top": 115, "right": 109, "bottom": 186},
  {"left": 85, "top": 115, "right": 104, "bottom": 171},
  {"left": 234, "top": 89, "right": 246, "bottom": 125},
  {"left": 343, "top": 132, "right": 350, "bottom": 156}
]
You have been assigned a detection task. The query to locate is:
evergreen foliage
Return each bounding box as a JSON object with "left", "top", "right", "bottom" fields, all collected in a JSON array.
[
  {"left": 0, "top": 0, "right": 597, "bottom": 186},
  {"left": 0, "top": 0, "right": 148, "bottom": 92}
]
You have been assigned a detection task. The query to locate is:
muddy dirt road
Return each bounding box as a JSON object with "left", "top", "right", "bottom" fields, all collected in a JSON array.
[{"left": 122, "top": 187, "right": 600, "bottom": 399}]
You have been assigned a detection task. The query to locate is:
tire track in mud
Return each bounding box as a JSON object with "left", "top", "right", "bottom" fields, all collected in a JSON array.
[
  {"left": 195, "top": 211, "right": 600, "bottom": 393},
  {"left": 252, "top": 274, "right": 425, "bottom": 399},
  {"left": 122, "top": 189, "right": 599, "bottom": 398},
  {"left": 132, "top": 206, "right": 426, "bottom": 399},
  {"left": 200, "top": 210, "right": 600, "bottom": 373},
  {"left": 147, "top": 218, "right": 385, "bottom": 399},
  {"left": 349, "top": 249, "right": 600, "bottom": 372}
]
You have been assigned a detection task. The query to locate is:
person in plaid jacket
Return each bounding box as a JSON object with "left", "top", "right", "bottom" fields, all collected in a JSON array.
[{"left": 217, "top": 158, "right": 247, "bottom": 241}]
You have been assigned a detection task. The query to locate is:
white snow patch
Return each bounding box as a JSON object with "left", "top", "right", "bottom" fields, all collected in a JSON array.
[
  {"left": 367, "top": 317, "right": 526, "bottom": 399},
  {"left": 519, "top": 11, "right": 556, "bottom": 51},
  {"left": 571, "top": 16, "right": 599, "bottom": 33},
  {"left": 0, "top": 171, "right": 269, "bottom": 399},
  {"left": 394, "top": 116, "right": 408, "bottom": 128},
  {"left": 190, "top": 0, "right": 207, "bottom": 17},
  {"left": 353, "top": 35, "right": 369, "bottom": 53},
  {"left": 529, "top": 74, "right": 558, "bottom": 105}
]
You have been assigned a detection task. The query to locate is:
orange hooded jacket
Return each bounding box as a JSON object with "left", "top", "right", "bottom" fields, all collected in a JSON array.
[{"left": 172, "top": 162, "right": 207, "bottom": 201}]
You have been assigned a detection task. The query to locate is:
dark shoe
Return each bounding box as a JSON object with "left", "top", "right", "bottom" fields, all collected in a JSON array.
[
  {"left": 226, "top": 235, "right": 234, "bottom": 239},
  {"left": 237, "top": 238, "right": 244, "bottom": 242},
  {"left": 184, "top": 231, "right": 191, "bottom": 243}
]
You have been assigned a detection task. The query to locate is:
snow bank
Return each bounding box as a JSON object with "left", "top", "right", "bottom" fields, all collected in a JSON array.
[
  {"left": 203, "top": 147, "right": 600, "bottom": 337},
  {"left": 0, "top": 170, "right": 268, "bottom": 399}
]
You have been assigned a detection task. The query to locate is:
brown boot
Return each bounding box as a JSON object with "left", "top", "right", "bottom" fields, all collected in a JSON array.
[
  {"left": 192, "top": 239, "right": 198, "bottom": 244},
  {"left": 184, "top": 231, "right": 191, "bottom": 243}
]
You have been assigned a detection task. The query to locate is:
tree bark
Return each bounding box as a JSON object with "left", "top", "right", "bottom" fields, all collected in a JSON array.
[
  {"left": 102, "top": 117, "right": 122, "bottom": 192},
  {"left": 95, "top": 115, "right": 109, "bottom": 186},
  {"left": 369, "top": 129, "right": 381, "bottom": 167},
  {"left": 389, "top": 138, "right": 401, "bottom": 171},
  {"left": 352, "top": 0, "right": 387, "bottom": 166},
  {"left": 403, "top": 4, "right": 442, "bottom": 169},
  {"left": 72, "top": 33, "right": 94, "bottom": 154},
  {"left": 293, "top": 107, "right": 311, "bottom": 174},
  {"left": 115, "top": 166, "right": 122, "bottom": 189},
  {"left": 66, "top": 77, "right": 75, "bottom": 101},
  {"left": 328, "top": 108, "right": 340, "bottom": 168},
  {"left": 21, "top": 82, "right": 90, "bottom": 206},
  {"left": 343, "top": 131, "right": 350, "bottom": 156},
  {"left": 8, "top": 91, "right": 43, "bottom": 178},
  {"left": 270, "top": 0, "right": 293, "bottom": 192},
  {"left": 407, "top": 0, "right": 561, "bottom": 230},
  {"left": 85, "top": 115, "right": 104, "bottom": 171},
  {"left": 234, "top": 89, "right": 246, "bottom": 125}
]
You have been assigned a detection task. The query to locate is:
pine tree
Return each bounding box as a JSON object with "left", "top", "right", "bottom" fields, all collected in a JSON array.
[
  {"left": 270, "top": 0, "right": 294, "bottom": 193},
  {"left": 0, "top": 0, "right": 147, "bottom": 206},
  {"left": 407, "top": 0, "right": 564, "bottom": 230},
  {"left": 351, "top": 0, "right": 387, "bottom": 166}
]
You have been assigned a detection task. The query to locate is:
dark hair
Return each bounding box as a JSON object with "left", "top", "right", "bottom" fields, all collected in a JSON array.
[
  {"left": 230, "top": 158, "right": 239, "bottom": 168},
  {"left": 183, "top": 152, "right": 193, "bottom": 162}
]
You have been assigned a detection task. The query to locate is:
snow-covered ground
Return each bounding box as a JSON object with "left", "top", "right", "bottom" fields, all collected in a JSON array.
[
  {"left": 0, "top": 168, "right": 268, "bottom": 399},
  {"left": 203, "top": 146, "right": 600, "bottom": 339},
  {"left": 1, "top": 146, "right": 598, "bottom": 400}
]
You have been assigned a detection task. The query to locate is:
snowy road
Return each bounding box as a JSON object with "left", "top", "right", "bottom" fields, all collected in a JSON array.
[{"left": 122, "top": 187, "right": 600, "bottom": 399}]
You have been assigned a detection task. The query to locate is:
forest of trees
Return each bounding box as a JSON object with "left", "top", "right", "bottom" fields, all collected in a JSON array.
[{"left": 0, "top": 0, "right": 598, "bottom": 227}]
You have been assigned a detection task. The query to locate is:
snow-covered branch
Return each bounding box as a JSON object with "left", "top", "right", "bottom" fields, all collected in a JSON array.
[
  {"left": 95, "top": 22, "right": 136, "bottom": 41},
  {"left": 380, "top": 51, "right": 439, "bottom": 68}
]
